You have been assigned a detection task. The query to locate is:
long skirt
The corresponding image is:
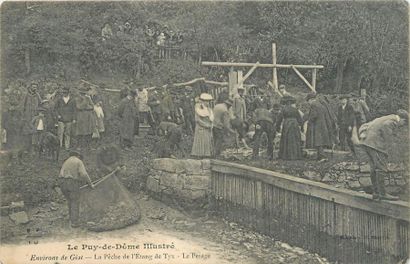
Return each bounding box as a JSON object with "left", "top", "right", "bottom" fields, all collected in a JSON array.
[
  {"left": 76, "top": 111, "right": 96, "bottom": 136},
  {"left": 191, "top": 125, "right": 213, "bottom": 158},
  {"left": 278, "top": 119, "right": 303, "bottom": 160}
]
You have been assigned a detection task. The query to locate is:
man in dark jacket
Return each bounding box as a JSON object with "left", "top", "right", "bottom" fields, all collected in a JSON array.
[
  {"left": 55, "top": 86, "right": 76, "bottom": 149},
  {"left": 147, "top": 90, "right": 162, "bottom": 135},
  {"left": 180, "top": 87, "right": 195, "bottom": 135},
  {"left": 305, "top": 93, "right": 333, "bottom": 162},
  {"left": 358, "top": 110, "right": 408, "bottom": 201},
  {"left": 213, "top": 99, "right": 236, "bottom": 156},
  {"left": 252, "top": 102, "right": 280, "bottom": 160},
  {"left": 337, "top": 94, "right": 355, "bottom": 153},
  {"left": 118, "top": 90, "right": 137, "bottom": 149}
]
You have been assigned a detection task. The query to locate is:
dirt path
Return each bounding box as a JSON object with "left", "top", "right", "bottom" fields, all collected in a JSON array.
[{"left": 1, "top": 192, "right": 329, "bottom": 264}]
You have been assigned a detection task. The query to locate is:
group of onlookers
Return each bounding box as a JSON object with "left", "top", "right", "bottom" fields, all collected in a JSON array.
[
  {"left": 2, "top": 80, "right": 408, "bottom": 202},
  {"left": 2, "top": 81, "right": 106, "bottom": 155}
]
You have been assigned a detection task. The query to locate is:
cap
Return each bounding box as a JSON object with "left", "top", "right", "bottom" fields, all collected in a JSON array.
[
  {"left": 396, "top": 109, "right": 409, "bottom": 121},
  {"left": 69, "top": 149, "right": 83, "bottom": 159}
]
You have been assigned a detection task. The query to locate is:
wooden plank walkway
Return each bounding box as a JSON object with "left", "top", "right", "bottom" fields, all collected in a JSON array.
[{"left": 210, "top": 160, "right": 410, "bottom": 264}]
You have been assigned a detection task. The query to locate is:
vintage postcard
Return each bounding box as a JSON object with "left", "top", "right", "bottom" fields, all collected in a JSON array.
[{"left": 0, "top": 1, "right": 409, "bottom": 264}]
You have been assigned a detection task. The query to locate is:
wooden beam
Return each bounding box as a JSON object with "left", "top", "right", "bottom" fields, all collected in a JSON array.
[
  {"left": 268, "top": 81, "right": 282, "bottom": 97},
  {"left": 291, "top": 66, "right": 315, "bottom": 92},
  {"left": 237, "top": 62, "right": 260, "bottom": 87},
  {"left": 228, "top": 70, "right": 238, "bottom": 98},
  {"left": 173, "top": 77, "right": 205, "bottom": 87},
  {"left": 237, "top": 70, "right": 243, "bottom": 92},
  {"left": 312, "top": 68, "right": 317, "bottom": 92},
  {"left": 272, "top": 43, "right": 278, "bottom": 90},
  {"left": 204, "top": 80, "right": 228, "bottom": 86},
  {"left": 202, "top": 61, "right": 324, "bottom": 69}
]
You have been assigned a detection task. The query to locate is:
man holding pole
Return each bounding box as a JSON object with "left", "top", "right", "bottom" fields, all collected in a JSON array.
[{"left": 59, "top": 149, "right": 94, "bottom": 228}]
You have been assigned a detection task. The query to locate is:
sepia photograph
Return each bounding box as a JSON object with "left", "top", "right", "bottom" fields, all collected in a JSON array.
[{"left": 0, "top": 1, "right": 409, "bottom": 263}]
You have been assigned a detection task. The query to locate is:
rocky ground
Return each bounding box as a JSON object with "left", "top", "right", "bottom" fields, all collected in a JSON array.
[{"left": 1, "top": 191, "right": 330, "bottom": 264}]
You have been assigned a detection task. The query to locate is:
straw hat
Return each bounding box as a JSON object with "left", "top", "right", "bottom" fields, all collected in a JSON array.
[{"left": 199, "top": 93, "right": 213, "bottom": 101}]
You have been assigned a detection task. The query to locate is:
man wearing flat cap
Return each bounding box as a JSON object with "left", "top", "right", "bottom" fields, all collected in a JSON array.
[
  {"left": 337, "top": 94, "right": 355, "bottom": 154},
  {"left": 358, "top": 109, "right": 409, "bottom": 201},
  {"left": 55, "top": 86, "right": 76, "bottom": 149},
  {"left": 213, "top": 98, "right": 236, "bottom": 156}
]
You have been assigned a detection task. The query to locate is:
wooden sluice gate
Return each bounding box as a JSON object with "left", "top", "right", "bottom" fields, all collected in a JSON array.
[{"left": 209, "top": 160, "right": 410, "bottom": 263}]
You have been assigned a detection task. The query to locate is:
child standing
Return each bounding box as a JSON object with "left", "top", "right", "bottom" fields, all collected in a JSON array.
[
  {"left": 31, "top": 109, "right": 47, "bottom": 154},
  {"left": 92, "top": 101, "right": 105, "bottom": 145}
]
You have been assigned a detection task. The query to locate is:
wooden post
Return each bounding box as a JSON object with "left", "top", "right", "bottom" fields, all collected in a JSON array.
[
  {"left": 237, "top": 70, "right": 243, "bottom": 95},
  {"left": 272, "top": 43, "right": 278, "bottom": 90},
  {"left": 360, "top": 89, "right": 366, "bottom": 98},
  {"left": 228, "top": 68, "right": 237, "bottom": 98},
  {"left": 312, "top": 68, "right": 317, "bottom": 92}
]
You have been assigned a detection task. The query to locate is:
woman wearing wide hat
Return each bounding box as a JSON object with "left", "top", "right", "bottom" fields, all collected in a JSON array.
[
  {"left": 276, "top": 96, "right": 304, "bottom": 160},
  {"left": 191, "top": 93, "right": 214, "bottom": 158}
]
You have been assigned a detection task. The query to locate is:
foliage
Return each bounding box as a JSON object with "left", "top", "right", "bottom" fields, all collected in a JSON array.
[{"left": 1, "top": 1, "right": 408, "bottom": 113}]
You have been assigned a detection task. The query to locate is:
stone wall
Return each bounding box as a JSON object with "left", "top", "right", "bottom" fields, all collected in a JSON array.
[{"left": 146, "top": 158, "right": 211, "bottom": 201}]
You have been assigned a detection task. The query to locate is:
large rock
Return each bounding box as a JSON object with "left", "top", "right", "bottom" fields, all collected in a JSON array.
[
  {"left": 146, "top": 176, "right": 161, "bottom": 193},
  {"left": 359, "top": 176, "right": 372, "bottom": 188},
  {"left": 346, "top": 180, "right": 361, "bottom": 189},
  {"left": 345, "top": 163, "right": 360, "bottom": 171},
  {"left": 359, "top": 164, "right": 371, "bottom": 173},
  {"left": 201, "top": 159, "right": 211, "bottom": 170},
  {"left": 160, "top": 173, "right": 184, "bottom": 188},
  {"left": 152, "top": 158, "right": 185, "bottom": 173},
  {"left": 9, "top": 211, "right": 30, "bottom": 225},
  {"left": 180, "top": 159, "right": 203, "bottom": 174},
  {"left": 183, "top": 175, "right": 210, "bottom": 190}
]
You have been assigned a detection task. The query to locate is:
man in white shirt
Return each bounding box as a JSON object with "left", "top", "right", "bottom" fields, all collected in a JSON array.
[{"left": 59, "top": 150, "right": 94, "bottom": 227}]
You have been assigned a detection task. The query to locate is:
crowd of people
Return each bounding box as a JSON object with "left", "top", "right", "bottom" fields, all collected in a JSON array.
[{"left": 1, "top": 80, "right": 408, "bottom": 202}]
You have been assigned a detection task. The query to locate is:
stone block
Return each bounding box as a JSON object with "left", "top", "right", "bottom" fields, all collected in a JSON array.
[
  {"left": 359, "top": 176, "right": 372, "bottom": 188},
  {"left": 181, "top": 159, "right": 203, "bottom": 174},
  {"left": 345, "top": 163, "right": 360, "bottom": 171},
  {"left": 201, "top": 159, "right": 211, "bottom": 170},
  {"left": 152, "top": 158, "right": 185, "bottom": 173},
  {"left": 387, "top": 163, "right": 405, "bottom": 172},
  {"left": 146, "top": 176, "right": 161, "bottom": 193},
  {"left": 160, "top": 173, "right": 184, "bottom": 189},
  {"left": 360, "top": 164, "right": 371, "bottom": 173},
  {"left": 183, "top": 175, "right": 210, "bottom": 190},
  {"left": 9, "top": 211, "right": 30, "bottom": 225},
  {"left": 346, "top": 180, "right": 361, "bottom": 189}
]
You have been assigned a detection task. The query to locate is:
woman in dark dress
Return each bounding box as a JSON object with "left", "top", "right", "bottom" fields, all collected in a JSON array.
[{"left": 276, "top": 96, "right": 303, "bottom": 160}]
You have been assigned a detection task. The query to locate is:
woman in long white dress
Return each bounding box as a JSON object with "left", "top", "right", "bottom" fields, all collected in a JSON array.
[{"left": 191, "top": 93, "right": 214, "bottom": 158}]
